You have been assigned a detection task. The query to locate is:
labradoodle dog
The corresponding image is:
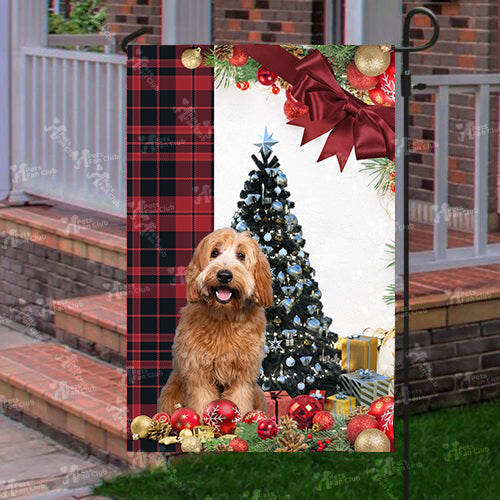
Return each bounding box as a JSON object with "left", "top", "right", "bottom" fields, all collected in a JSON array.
[{"left": 158, "top": 227, "right": 273, "bottom": 418}]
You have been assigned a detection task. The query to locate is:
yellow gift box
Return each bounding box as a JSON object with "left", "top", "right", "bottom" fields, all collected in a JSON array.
[
  {"left": 341, "top": 335, "right": 378, "bottom": 372},
  {"left": 325, "top": 393, "right": 356, "bottom": 414}
]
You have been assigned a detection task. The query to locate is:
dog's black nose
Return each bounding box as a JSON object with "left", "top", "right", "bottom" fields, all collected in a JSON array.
[{"left": 217, "top": 270, "right": 233, "bottom": 284}]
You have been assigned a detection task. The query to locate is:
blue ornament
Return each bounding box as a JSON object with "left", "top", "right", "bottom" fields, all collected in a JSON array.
[
  {"left": 278, "top": 248, "right": 287, "bottom": 257},
  {"left": 272, "top": 201, "right": 283, "bottom": 212},
  {"left": 287, "top": 264, "right": 302, "bottom": 277},
  {"left": 262, "top": 380, "right": 270, "bottom": 391},
  {"left": 259, "top": 366, "right": 264, "bottom": 374},
  {"left": 281, "top": 286, "right": 295, "bottom": 296},
  {"left": 235, "top": 221, "right": 249, "bottom": 232},
  {"left": 304, "top": 280, "right": 313, "bottom": 288},
  {"left": 283, "top": 329, "right": 297, "bottom": 339},
  {"left": 321, "top": 316, "right": 333, "bottom": 328},
  {"left": 254, "top": 213, "right": 261, "bottom": 222},
  {"left": 313, "top": 289, "right": 322, "bottom": 299},
  {"left": 297, "top": 382, "right": 305, "bottom": 391},
  {"left": 274, "top": 187, "right": 281, "bottom": 195},
  {"left": 286, "top": 356, "right": 296, "bottom": 368},
  {"left": 253, "top": 126, "right": 279, "bottom": 155},
  {"left": 283, "top": 298, "right": 293, "bottom": 313},
  {"left": 293, "top": 234, "right": 303, "bottom": 245},
  {"left": 278, "top": 374, "right": 286, "bottom": 384},
  {"left": 277, "top": 172, "right": 287, "bottom": 186},
  {"left": 300, "top": 356, "right": 312, "bottom": 366},
  {"left": 298, "top": 250, "right": 305, "bottom": 258},
  {"left": 314, "top": 363, "right": 322, "bottom": 371},
  {"left": 306, "top": 375, "right": 315, "bottom": 384},
  {"left": 296, "top": 282, "right": 303, "bottom": 293},
  {"left": 263, "top": 233, "right": 272, "bottom": 242},
  {"left": 306, "top": 318, "right": 320, "bottom": 333},
  {"left": 263, "top": 345, "right": 269, "bottom": 355},
  {"left": 307, "top": 305, "right": 317, "bottom": 315},
  {"left": 251, "top": 173, "right": 259, "bottom": 180},
  {"left": 293, "top": 315, "right": 301, "bottom": 327},
  {"left": 277, "top": 272, "right": 285, "bottom": 283}
]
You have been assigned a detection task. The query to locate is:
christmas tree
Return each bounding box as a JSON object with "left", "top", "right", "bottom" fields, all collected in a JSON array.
[{"left": 231, "top": 129, "right": 342, "bottom": 397}]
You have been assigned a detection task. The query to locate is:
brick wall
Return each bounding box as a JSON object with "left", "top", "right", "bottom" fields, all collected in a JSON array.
[
  {"left": 404, "top": 0, "right": 499, "bottom": 221},
  {"left": 0, "top": 236, "right": 125, "bottom": 337},
  {"left": 395, "top": 321, "right": 500, "bottom": 414},
  {"left": 213, "top": 0, "right": 324, "bottom": 44},
  {"left": 102, "top": 0, "right": 162, "bottom": 44}
]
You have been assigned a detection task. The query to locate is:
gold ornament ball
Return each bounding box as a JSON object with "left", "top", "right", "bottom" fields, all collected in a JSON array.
[
  {"left": 379, "top": 44, "right": 392, "bottom": 53},
  {"left": 354, "top": 45, "right": 391, "bottom": 77},
  {"left": 181, "top": 435, "right": 202, "bottom": 453},
  {"left": 181, "top": 47, "right": 202, "bottom": 69},
  {"left": 179, "top": 428, "right": 193, "bottom": 439},
  {"left": 354, "top": 428, "right": 391, "bottom": 452},
  {"left": 130, "top": 415, "right": 153, "bottom": 440}
]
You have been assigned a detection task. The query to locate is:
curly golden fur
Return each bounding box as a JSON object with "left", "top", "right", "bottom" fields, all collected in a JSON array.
[{"left": 158, "top": 228, "right": 273, "bottom": 417}]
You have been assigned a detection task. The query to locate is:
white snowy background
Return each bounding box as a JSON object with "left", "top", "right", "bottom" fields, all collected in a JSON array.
[{"left": 214, "top": 85, "right": 394, "bottom": 337}]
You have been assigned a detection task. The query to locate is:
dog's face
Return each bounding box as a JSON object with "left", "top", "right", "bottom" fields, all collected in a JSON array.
[{"left": 186, "top": 228, "right": 273, "bottom": 311}]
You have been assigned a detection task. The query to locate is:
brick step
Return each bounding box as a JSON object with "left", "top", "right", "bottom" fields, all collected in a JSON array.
[
  {"left": 52, "top": 293, "right": 126, "bottom": 367},
  {"left": 0, "top": 342, "right": 129, "bottom": 463},
  {"left": 0, "top": 204, "right": 125, "bottom": 270}
]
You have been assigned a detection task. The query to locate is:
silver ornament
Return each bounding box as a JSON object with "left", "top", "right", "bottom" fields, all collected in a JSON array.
[
  {"left": 264, "top": 233, "right": 272, "bottom": 242},
  {"left": 306, "top": 318, "right": 320, "bottom": 333},
  {"left": 297, "top": 382, "right": 305, "bottom": 391},
  {"left": 286, "top": 356, "right": 296, "bottom": 367},
  {"left": 235, "top": 221, "right": 249, "bottom": 232},
  {"left": 272, "top": 201, "right": 283, "bottom": 211}
]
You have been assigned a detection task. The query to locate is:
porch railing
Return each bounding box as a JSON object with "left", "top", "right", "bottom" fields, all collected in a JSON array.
[
  {"left": 10, "top": 1, "right": 126, "bottom": 217},
  {"left": 400, "top": 73, "right": 500, "bottom": 273}
]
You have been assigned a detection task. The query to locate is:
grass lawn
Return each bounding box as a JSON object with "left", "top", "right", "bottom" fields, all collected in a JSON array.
[{"left": 95, "top": 400, "right": 499, "bottom": 499}]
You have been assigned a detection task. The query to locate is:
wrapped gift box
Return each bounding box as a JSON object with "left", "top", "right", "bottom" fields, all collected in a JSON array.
[
  {"left": 265, "top": 391, "right": 292, "bottom": 420},
  {"left": 339, "top": 370, "right": 390, "bottom": 407},
  {"left": 325, "top": 392, "right": 356, "bottom": 414},
  {"left": 309, "top": 390, "right": 326, "bottom": 409},
  {"left": 341, "top": 335, "right": 378, "bottom": 372}
]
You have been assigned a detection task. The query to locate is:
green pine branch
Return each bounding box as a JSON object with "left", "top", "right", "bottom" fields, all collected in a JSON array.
[
  {"left": 359, "top": 158, "right": 395, "bottom": 195},
  {"left": 383, "top": 283, "right": 395, "bottom": 305}
]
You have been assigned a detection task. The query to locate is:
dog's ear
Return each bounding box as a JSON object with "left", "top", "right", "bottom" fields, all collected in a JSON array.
[
  {"left": 185, "top": 242, "right": 204, "bottom": 303},
  {"left": 251, "top": 239, "right": 274, "bottom": 309}
]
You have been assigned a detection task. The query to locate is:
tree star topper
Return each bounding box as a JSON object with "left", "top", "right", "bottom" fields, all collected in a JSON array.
[{"left": 254, "top": 127, "right": 279, "bottom": 155}]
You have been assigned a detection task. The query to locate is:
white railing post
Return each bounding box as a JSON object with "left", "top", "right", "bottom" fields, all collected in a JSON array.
[
  {"left": 474, "top": 84, "right": 490, "bottom": 256},
  {"left": 0, "top": 1, "right": 10, "bottom": 200},
  {"left": 10, "top": 0, "right": 47, "bottom": 202},
  {"left": 434, "top": 85, "right": 449, "bottom": 261}
]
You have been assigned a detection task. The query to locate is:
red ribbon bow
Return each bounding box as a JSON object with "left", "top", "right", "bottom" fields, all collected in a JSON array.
[{"left": 236, "top": 46, "right": 395, "bottom": 171}]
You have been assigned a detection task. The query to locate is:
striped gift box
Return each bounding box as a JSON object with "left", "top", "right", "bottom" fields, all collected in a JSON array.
[{"left": 339, "top": 370, "right": 390, "bottom": 407}]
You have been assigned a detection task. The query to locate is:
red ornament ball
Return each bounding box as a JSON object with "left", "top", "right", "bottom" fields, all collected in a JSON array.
[
  {"left": 256, "top": 418, "right": 279, "bottom": 440},
  {"left": 236, "top": 81, "right": 249, "bottom": 91},
  {"left": 346, "top": 61, "right": 379, "bottom": 90},
  {"left": 242, "top": 410, "right": 267, "bottom": 424},
  {"left": 312, "top": 411, "right": 335, "bottom": 431},
  {"left": 379, "top": 404, "right": 394, "bottom": 452},
  {"left": 285, "top": 395, "right": 322, "bottom": 430},
  {"left": 271, "top": 84, "right": 280, "bottom": 95},
  {"left": 284, "top": 90, "right": 309, "bottom": 121},
  {"left": 229, "top": 437, "right": 249, "bottom": 452},
  {"left": 170, "top": 407, "right": 201, "bottom": 434},
  {"left": 229, "top": 46, "right": 249, "bottom": 67},
  {"left": 257, "top": 65, "right": 277, "bottom": 86},
  {"left": 369, "top": 86, "right": 394, "bottom": 107},
  {"left": 346, "top": 415, "right": 378, "bottom": 444},
  {"left": 368, "top": 396, "right": 394, "bottom": 422},
  {"left": 152, "top": 412, "right": 170, "bottom": 425},
  {"left": 307, "top": 433, "right": 313, "bottom": 439},
  {"left": 203, "top": 399, "right": 242, "bottom": 436}
]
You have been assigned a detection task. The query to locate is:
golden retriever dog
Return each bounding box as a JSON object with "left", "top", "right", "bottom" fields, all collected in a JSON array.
[{"left": 158, "top": 227, "right": 273, "bottom": 418}]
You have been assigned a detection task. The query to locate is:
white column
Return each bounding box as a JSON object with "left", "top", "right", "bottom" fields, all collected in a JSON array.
[
  {"left": 162, "top": 0, "right": 211, "bottom": 44},
  {"left": 0, "top": 1, "right": 10, "bottom": 200}
]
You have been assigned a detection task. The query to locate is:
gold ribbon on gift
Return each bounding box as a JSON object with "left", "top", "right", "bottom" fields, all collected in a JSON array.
[
  {"left": 341, "top": 335, "right": 378, "bottom": 372},
  {"left": 362, "top": 326, "right": 395, "bottom": 349}
]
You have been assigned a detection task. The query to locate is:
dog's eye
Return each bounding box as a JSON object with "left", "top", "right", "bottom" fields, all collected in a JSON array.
[
  {"left": 237, "top": 252, "right": 245, "bottom": 261},
  {"left": 211, "top": 249, "right": 219, "bottom": 258}
]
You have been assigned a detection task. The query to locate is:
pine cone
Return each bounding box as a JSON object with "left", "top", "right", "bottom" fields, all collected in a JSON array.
[
  {"left": 278, "top": 415, "right": 298, "bottom": 431},
  {"left": 344, "top": 82, "right": 373, "bottom": 105},
  {"left": 275, "top": 432, "right": 308, "bottom": 452},
  {"left": 281, "top": 44, "right": 305, "bottom": 59},
  {"left": 346, "top": 405, "right": 369, "bottom": 424},
  {"left": 147, "top": 421, "right": 171, "bottom": 441},
  {"left": 214, "top": 44, "right": 234, "bottom": 62},
  {"left": 214, "top": 442, "right": 233, "bottom": 452}
]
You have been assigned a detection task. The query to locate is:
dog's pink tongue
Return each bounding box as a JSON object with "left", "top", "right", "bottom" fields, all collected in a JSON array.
[{"left": 217, "top": 287, "right": 232, "bottom": 301}]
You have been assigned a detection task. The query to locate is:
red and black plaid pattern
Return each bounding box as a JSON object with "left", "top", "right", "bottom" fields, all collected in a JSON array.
[{"left": 127, "top": 45, "right": 213, "bottom": 451}]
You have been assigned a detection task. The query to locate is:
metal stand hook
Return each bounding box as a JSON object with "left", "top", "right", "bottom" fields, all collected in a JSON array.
[{"left": 121, "top": 28, "right": 148, "bottom": 54}]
